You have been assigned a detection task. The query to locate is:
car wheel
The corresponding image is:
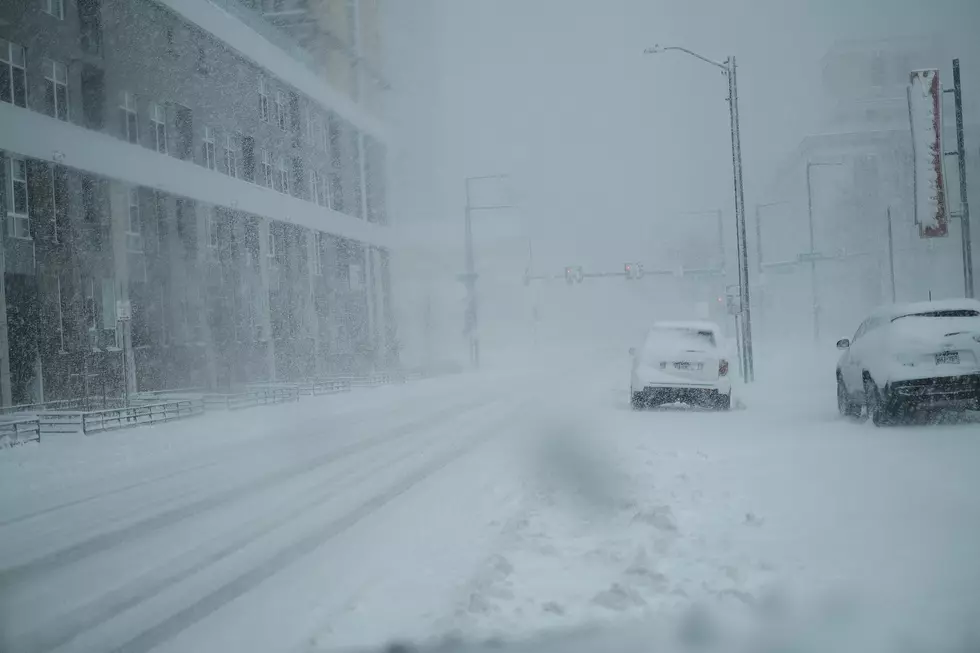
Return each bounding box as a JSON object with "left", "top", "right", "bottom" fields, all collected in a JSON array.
[
  {"left": 864, "top": 376, "right": 891, "bottom": 427},
  {"left": 837, "top": 375, "right": 863, "bottom": 419},
  {"left": 714, "top": 391, "right": 731, "bottom": 411},
  {"left": 631, "top": 391, "right": 645, "bottom": 411}
]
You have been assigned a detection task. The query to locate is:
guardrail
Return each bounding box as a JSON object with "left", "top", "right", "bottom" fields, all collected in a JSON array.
[
  {"left": 5, "top": 369, "right": 433, "bottom": 445},
  {"left": 203, "top": 386, "right": 301, "bottom": 411},
  {"left": 37, "top": 398, "right": 205, "bottom": 436},
  {"left": 0, "top": 417, "right": 41, "bottom": 445},
  {"left": 0, "top": 396, "right": 129, "bottom": 415}
]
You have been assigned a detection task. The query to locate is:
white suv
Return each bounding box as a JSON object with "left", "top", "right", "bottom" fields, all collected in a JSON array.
[
  {"left": 630, "top": 321, "right": 732, "bottom": 410},
  {"left": 836, "top": 299, "right": 980, "bottom": 425}
]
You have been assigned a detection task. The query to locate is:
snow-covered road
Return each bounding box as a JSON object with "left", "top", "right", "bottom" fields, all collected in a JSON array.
[{"left": 1, "top": 353, "right": 979, "bottom": 653}]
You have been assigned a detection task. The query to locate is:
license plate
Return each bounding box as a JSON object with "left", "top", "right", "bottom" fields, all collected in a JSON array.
[
  {"left": 674, "top": 362, "right": 703, "bottom": 371},
  {"left": 936, "top": 351, "right": 960, "bottom": 365}
]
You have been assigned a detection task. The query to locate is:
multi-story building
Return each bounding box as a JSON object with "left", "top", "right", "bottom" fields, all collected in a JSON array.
[
  {"left": 0, "top": 0, "right": 395, "bottom": 406},
  {"left": 759, "top": 36, "right": 979, "bottom": 340}
]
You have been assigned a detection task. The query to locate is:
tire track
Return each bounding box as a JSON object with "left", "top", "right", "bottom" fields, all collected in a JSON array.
[
  {"left": 0, "top": 395, "right": 496, "bottom": 588},
  {"left": 109, "top": 400, "right": 528, "bottom": 653},
  {"left": 6, "top": 399, "right": 513, "bottom": 653},
  {"left": 1, "top": 390, "right": 488, "bottom": 529}
]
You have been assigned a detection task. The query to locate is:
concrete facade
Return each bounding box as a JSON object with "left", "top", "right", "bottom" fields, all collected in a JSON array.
[{"left": 0, "top": 0, "right": 395, "bottom": 406}]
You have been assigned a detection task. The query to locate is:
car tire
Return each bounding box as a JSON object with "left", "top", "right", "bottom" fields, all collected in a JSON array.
[
  {"left": 837, "top": 375, "right": 863, "bottom": 419},
  {"left": 714, "top": 391, "right": 731, "bottom": 411},
  {"left": 631, "top": 391, "right": 645, "bottom": 411},
  {"left": 864, "top": 376, "right": 891, "bottom": 427}
]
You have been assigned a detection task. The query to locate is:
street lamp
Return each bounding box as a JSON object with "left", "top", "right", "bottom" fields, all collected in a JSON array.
[
  {"left": 644, "top": 44, "right": 753, "bottom": 382},
  {"left": 461, "top": 174, "right": 514, "bottom": 368},
  {"left": 805, "top": 160, "right": 844, "bottom": 342}
]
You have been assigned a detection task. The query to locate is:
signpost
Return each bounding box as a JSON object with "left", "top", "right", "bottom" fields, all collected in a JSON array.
[{"left": 116, "top": 300, "right": 131, "bottom": 407}]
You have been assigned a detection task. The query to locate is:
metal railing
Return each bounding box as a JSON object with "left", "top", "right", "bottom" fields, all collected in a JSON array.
[
  {"left": 203, "top": 386, "right": 301, "bottom": 411},
  {"left": 0, "top": 418, "right": 41, "bottom": 445},
  {"left": 37, "top": 398, "right": 205, "bottom": 436}
]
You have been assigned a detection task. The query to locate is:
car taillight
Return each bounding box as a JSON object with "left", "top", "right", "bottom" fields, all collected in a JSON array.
[{"left": 719, "top": 359, "right": 729, "bottom": 376}]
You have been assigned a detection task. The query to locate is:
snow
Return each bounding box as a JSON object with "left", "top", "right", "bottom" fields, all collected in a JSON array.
[{"left": 2, "top": 350, "right": 980, "bottom": 653}]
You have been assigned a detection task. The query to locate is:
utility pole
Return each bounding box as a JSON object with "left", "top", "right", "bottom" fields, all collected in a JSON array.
[
  {"left": 952, "top": 59, "right": 974, "bottom": 298},
  {"left": 805, "top": 163, "right": 819, "bottom": 342},
  {"left": 886, "top": 207, "right": 897, "bottom": 303},
  {"left": 645, "top": 45, "right": 754, "bottom": 382},
  {"left": 729, "top": 56, "right": 753, "bottom": 382},
  {"left": 463, "top": 190, "right": 478, "bottom": 368},
  {"left": 460, "top": 174, "right": 513, "bottom": 369}
]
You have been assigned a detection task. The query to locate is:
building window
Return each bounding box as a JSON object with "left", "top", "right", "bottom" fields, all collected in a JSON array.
[
  {"left": 311, "top": 169, "right": 327, "bottom": 207},
  {"left": 223, "top": 132, "right": 238, "bottom": 178},
  {"left": 242, "top": 135, "right": 255, "bottom": 181},
  {"left": 6, "top": 157, "right": 29, "bottom": 239},
  {"left": 275, "top": 156, "right": 289, "bottom": 194},
  {"left": 127, "top": 187, "right": 143, "bottom": 252},
  {"left": 0, "top": 39, "right": 27, "bottom": 108},
  {"left": 42, "top": 0, "right": 64, "bottom": 19},
  {"left": 175, "top": 104, "right": 193, "bottom": 160},
  {"left": 259, "top": 149, "right": 272, "bottom": 187},
  {"left": 56, "top": 275, "right": 66, "bottom": 352},
  {"left": 80, "top": 64, "right": 105, "bottom": 129},
  {"left": 275, "top": 90, "right": 286, "bottom": 130},
  {"left": 78, "top": 0, "right": 103, "bottom": 54},
  {"left": 313, "top": 232, "right": 323, "bottom": 275},
  {"left": 44, "top": 58, "right": 69, "bottom": 121},
  {"left": 165, "top": 28, "right": 177, "bottom": 57},
  {"left": 267, "top": 228, "right": 278, "bottom": 269},
  {"left": 81, "top": 176, "right": 97, "bottom": 222},
  {"left": 149, "top": 102, "right": 168, "bottom": 153},
  {"left": 206, "top": 207, "right": 218, "bottom": 248},
  {"left": 203, "top": 126, "right": 216, "bottom": 170},
  {"left": 259, "top": 78, "right": 270, "bottom": 122},
  {"left": 196, "top": 45, "right": 209, "bottom": 75},
  {"left": 120, "top": 91, "right": 138, "bottom": 144},
  {"left": 50, "top": 165, "right": 60, "bottom": 243},
  {"left": 328, "top": 114, "right": 344, "bottom": 212}
]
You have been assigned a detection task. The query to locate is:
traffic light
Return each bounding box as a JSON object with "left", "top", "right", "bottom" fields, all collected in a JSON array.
[
  {"left": 624, "top": 263, "right": 633, "bottom": 280},
  {"left": 624, "top": 262, "right": 643, "bottom": 280},
  {"left": 565, "top": 266, "right": 584, "bottom": 284}
]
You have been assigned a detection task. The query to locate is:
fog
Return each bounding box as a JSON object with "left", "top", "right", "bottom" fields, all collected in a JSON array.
[{"left": 385, "top": 0, "right": 980, "bottom": 367}]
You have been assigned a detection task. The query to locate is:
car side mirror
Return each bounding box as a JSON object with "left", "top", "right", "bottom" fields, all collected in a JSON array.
[
  {"left": 836, "top": 338, "right": 850, "bottom": 349},
  {"left": 629, "top": 347, "right": 636, "bottom": 357}
]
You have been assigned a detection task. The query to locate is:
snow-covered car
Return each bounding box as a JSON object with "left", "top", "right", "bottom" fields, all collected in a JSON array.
[
  {"left": 836, "top": 298, "right": 980, "bottom": 425},
  {"left": 630, "top": 321, "right": 732, "bottom": 410}
]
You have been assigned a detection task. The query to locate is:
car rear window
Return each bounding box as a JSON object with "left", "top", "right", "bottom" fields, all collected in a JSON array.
[
  {"left": 650, "top": 328, "right": 716, "bottom": 347},
  {"left": 892, "top": 309, "right": 980, "bottom": 321}
]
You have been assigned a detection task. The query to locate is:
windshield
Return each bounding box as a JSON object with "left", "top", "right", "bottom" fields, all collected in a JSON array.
[
  {"left": 3, "top": 2, "right": 979, "bottom": 653},
  {"left": 647, "top": 327, "right": 717, "bottom": 349},
  {"left": 892, "top": 309, "right": 980, "bottom": 321}
]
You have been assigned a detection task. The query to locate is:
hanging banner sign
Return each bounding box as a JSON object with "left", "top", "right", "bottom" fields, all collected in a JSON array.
[{"left": 907, "top": 69, "right": 950, "bottom": 238}]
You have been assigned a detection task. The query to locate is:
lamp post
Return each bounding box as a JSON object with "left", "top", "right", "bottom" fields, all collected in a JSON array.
[
  {"left": 805, "top": 160, "right": 843, "bottom": 343},
  {"left": 461, "top": 174, "right": 513, "bottom": 368},
  {"left": 644, "top": 45, "right": 753, "bottom": 382}
]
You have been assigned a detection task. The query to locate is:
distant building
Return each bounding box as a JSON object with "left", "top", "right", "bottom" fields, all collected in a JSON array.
[
  {"left": 0, "top": 0, "right": 395, "bottom": 406},
  {"left": 759, "top": 36, "right": 979, "bottom": 340}
]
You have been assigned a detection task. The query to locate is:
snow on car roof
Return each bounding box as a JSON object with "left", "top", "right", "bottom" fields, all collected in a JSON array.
[
  {"left": 651, "top": 320, "right": 721, "bottom": 333},
  {"left": 869, "top": 298, "right": 980, "bottom": 321}
]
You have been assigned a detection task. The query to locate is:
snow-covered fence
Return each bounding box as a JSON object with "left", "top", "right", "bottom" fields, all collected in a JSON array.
[
  {"left": 37, "top": 398, "right": 205, "bottom": 436},
  {"left": 0, "top": 417, "right": 41, "bottom": 446},
  {"left": 203, "top": 385, "right": 301, "bottom": 411}
]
